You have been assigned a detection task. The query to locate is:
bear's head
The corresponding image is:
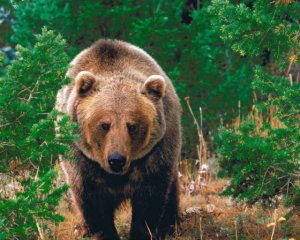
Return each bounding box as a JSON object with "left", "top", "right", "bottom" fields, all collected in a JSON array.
[{"left": 71, "top": 71, "right": 167, "bottom": 175}]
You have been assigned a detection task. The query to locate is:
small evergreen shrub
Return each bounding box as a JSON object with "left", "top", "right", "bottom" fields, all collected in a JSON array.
[
  {"left": 211, "top": 0, "right": 300, "bottom": 211},
  {"left": 0, "top": 28, "right": 77, "bottom": 239}
]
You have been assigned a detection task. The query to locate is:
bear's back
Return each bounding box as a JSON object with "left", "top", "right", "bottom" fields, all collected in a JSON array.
[{"left": 67, "top": 40, "right": 165, "bottom": 83}]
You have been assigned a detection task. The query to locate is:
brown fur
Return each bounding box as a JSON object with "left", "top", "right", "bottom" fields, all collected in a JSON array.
[{"left": 56, "top": 39, "right": 181, "bottom": 240}]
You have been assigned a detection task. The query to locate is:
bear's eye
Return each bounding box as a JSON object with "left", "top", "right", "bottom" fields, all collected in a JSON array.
[
  {"left": 101, "top": 123, "right": 110, "bottom": 131},
  {"left": 127, "top": 123, "right": 137, "bottom": 133}
]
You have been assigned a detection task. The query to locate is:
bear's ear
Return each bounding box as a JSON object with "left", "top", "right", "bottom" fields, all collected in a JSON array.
[
  {"left": 75, "top": 71, "right": 96, "bottom": 96},
  {"left": 142, "top": 75, "right": 166, "bottom": 101}
]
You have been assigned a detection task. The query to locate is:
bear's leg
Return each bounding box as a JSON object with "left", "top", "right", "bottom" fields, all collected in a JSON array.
[
  {"left": 157, "top": 179, "right": 180, "bottom": 238},
  {"left": 76, "top": 186, "right": 120, "bottom": 240},
  {"left": 129, "top": 180, "right": 177, "bottom": 240}
]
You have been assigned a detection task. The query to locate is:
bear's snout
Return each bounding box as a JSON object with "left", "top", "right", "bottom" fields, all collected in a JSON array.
[{"left": 108, "top": 153, "right": 126, "bottom": 174}]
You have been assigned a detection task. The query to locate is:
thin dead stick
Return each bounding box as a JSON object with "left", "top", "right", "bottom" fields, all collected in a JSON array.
[
  {"left": 34, "top": 166, "right": 39, "bottom": 181},
  {"left": 238, "top": 100, "right": 241, "bottom": 128},
  {"left": 0, "top": 123, "right": 11, "bottom": 128},
  {"left": 270, "top": 209, "right": 277, "bottom": 240},
  {"left": 184, "top": 96, "right": 204, "bottom": 168},
  {"left": 289, "top": 74, "right": 293, "bottom": 86},
  {"left": 235, "top": 220, "right": 238, "bottom": 240},
  {"left": 199, "top": 107, "right": 203, "bottom": 168},
  {"left": 145, "top": 222, "right": 153, "bottom": 240},
  {"left": 199, "top": 216, "right": 203, "bottom": 240},
  {"left": 36, "top": 220, "right": 45, "bottom": 240},
  {"left": 26, "top": 75, "right": 42, "bottom": 105}
]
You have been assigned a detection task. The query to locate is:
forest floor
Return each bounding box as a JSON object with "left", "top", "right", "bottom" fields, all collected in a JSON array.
[{"left": 52, "top": 178, "right": 300, "bottom": 240}]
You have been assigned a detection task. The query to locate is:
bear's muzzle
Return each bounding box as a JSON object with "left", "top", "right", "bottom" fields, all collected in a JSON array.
[{"left": 108, "top": 153, "right": 126, "bottom": 174}]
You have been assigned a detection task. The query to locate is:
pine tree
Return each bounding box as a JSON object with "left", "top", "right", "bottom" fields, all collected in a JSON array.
[
  {"left": 0, "top": 28, "right": 77, "bottom": 239},
  {"left": 211, "top": 0, "right": 300, "bottom": 211}
]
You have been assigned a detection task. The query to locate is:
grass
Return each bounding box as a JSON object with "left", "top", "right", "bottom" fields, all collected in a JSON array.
[{"left": 51, "top": 178, "right": 299, "bottom": 240}]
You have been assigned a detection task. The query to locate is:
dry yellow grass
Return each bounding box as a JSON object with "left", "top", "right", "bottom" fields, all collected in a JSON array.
[{"left": 51, "top": 178, "right": 299, "bottom": 240}]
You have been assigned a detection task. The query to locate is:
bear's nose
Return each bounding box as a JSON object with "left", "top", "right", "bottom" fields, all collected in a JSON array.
[{"left": 108, "top": 153, "right": 126, "bottom": 173}]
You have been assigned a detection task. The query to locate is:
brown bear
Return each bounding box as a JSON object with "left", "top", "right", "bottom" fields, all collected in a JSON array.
[{"left": 56, "top": 39, "right": 181, "bottom": 240}]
